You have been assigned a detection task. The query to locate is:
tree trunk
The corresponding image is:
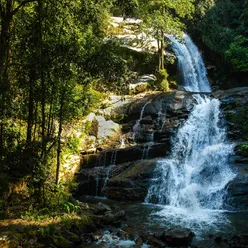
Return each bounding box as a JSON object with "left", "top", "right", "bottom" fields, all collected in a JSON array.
[
  {"left": 157, "top": 32, "right": 161, "bottom": 71},
  {"left": 157, "top": 30, "right": 164, "bottom": 70},
  {"left": 33, "top": 101, "right": 38, "bottom": 142},
  {"left": 0, "top": 93, "right": 5, "bottom": 157},
  {"left": 0, "top": 1, "right": 38, "bottom": 154},
  {"left": 26, "top": 71, "right": 36, "bottom": 145},
  {"left": 160, "top": 29, "right": 164, "bottom": 70},
  {"left": 158, "top": 7, "right": 165, "bottom": 71},
  {"left": 37, "top": 0, "right": 46, "bottom": 155},
  {"left": 47, "top": 79, "right": 55, "bottom": 137},
  {"left": 0, "top": 7, "right": 12, "bottom": 157},
  {"left": 55, "top": 93, "right": 64, "bottom": 185}
]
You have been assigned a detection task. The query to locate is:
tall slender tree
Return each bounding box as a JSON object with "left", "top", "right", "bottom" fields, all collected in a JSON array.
[{"left": 138, "top": 0, "right": 195, "bottom": 70}]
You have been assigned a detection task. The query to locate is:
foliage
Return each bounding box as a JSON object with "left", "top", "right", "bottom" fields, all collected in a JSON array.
[
  {"left": 0, "top": 199, "right": 5, "bottom": 218},
  {"left": 138, "top": 0, "right": 195, "bottom": 70},
  {"left": 89, "top": 118, "right": 99, "bottom": 137},
  {"left": 225, "top": 36, "right": 248, "bottom": 72},
  {"left": 237, "top": 143, "right": 248, "bottom": 157},
  {"left": 84, "top": 39, "right": 131, "bottom": 93},
  {"left": 66, "top": 135, "right": 81, "bottom": 154},
  {"left": 112, "top": 0, "right": 139, "bottom": 18},
  {"left": 0, "top": 0, "right": 121, "bottom": 214},
  {"left": 192, "top": 0, "right": 248, "bottom": 73},
  {"left": 155, "top": 69, "right": 169, "bottom": 91},
  {"left": 81, "top": 88, "right": 107, "bottom": 115}
]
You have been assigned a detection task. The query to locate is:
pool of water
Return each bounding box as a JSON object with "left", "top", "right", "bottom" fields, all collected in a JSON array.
[{"left": 83, "top": 196, "right": 248, "bottom": 243}]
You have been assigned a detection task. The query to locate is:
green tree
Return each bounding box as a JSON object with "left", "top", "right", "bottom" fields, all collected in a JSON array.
[
  {"left": 193, "top": 0, "right": 248, "bottom": 73},
  {"left": 225, "top": 35, "right": 248, "bottom": 72},
  {"left": 138, "top": 0, "right": 195, "bottom": 71},
  {"left": 0, "top": 0, "right": 116, "bottom": 207},
  {"left": 0, "top": 0, "right": 37, "bottom": 158},
  {"left": 112, "top": 0, "right": 139, "bottom": 18}
]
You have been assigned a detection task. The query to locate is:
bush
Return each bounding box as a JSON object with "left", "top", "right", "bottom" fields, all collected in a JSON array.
[
  {"left": 66, "top": 135, "right": 81, "bottom": 154},
  {"left": 156, "top": 69, "right": 169, "bottom": 91},
  {"left": 237, "top": 143, "right": 248, "bottom": 157},
  {"left": 89, "top": 118, "right": 99, "bottom": 137}
]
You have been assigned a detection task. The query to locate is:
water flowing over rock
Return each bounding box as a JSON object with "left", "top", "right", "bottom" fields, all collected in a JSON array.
[
  {"left": 75, "top": 91, "right": 196, "bottom": 199},
  {"left": 74, "top": 34, "right": 248, "bottom": 222},
  {"left": 145, "top": 34, "right": 236, "bottom": 227},
  {"left": 167, "top": 34, "right": 211, "bottom": 93},
  {"left": 145, "top": 95, "right": 235, "bottom": 209}
]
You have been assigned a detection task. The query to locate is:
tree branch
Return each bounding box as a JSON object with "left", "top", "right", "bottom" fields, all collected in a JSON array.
[{"left": 11, "top": 0, "right": 37, "bottom": 16}]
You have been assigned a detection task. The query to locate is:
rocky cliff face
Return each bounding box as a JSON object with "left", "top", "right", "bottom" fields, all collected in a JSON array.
[
  {"left": 75, "top": 87, "right": 248, "bottom": 209},
  {"left": 213, "top": 87, "right": 248, "bottom": 209}
]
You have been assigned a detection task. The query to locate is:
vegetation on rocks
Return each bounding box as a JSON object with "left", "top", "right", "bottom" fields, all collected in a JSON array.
[{"left": 0, "top": 0, "right": 248, "bottom": 247}]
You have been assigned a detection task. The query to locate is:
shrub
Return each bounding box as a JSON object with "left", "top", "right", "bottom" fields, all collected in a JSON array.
[{"left": 156, "top": 69, "right": 169, "bottom": 91}]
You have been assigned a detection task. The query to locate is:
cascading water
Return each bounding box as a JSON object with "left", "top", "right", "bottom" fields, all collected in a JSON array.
[
  {"left": 167, "top": 34, "right": 211, "bottom": 93},
  {"left": 133, "top": 101, "right": 150, "bottom": 142},
  {"left": 145, "top": 34, "right": 236, "bottom": 229}
]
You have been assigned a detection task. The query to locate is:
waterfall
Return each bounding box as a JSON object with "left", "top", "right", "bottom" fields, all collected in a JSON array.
[
  {"left": 142, "top": 132, "right": 154, "bottom": 159},
  {"left": 101, "top": 164, "right": 115, "bottom": 195},
  {"left": 167, "top": 34, "right": 211, "bottom": 93},
  {"left": 145, "top": 34, "right": 236, "bottom": 226},
  {"left": 133, "top": 102, "right": 150, "bottom": 141}
]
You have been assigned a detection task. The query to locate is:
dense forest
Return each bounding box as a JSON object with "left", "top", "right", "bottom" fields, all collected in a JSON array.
[{"left": 0, "top": 0, "right": 248, "bottom": 247}]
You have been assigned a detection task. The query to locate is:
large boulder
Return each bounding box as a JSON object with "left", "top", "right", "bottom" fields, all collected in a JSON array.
[
  {"left": 80, "top": 142, "right": 170, "bottom": 169},
  {"left": 75, "top": 159, "right": 158, "bottom": 201},
  {"left": 213, "top": 87, "right": 248, "bottom": 141},
  {"left": 94, "top": 202, "right": 112, "bottom": 215},
  {"left": 107, "top": 159, "right": 157, "bottom": 201},
  {"left": 213, "top": 87, "right": 248, "bottom": 209},
  {"left": 121, "top": 90, "right": 197, "bottom": 123},
  {"left": 102, "top": 210, "right": 126, "bottom": 225},
  {"left": 129, "top": 74, "right": 157, "bottom": 93},
  {"left": 95, "top": 116, "right": 120, "bottom": 140},
  {"left": 159, "top": 228, "right": 195, "bottom": 247}
]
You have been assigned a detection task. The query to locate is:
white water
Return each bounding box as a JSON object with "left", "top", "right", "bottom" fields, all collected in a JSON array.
[
  {"left": 167, "top": 34, "right": 211, "bottom": 93},
  {"left": 145, "top": 34, "right": 236, "bottom": 229},
  {"left": 142, "top": 132, "right": 154, "bottom": 159},
  {"left": 133, "top": 102, "right": 150, "bottom": 142},
  {"left": 101, "top": 164, "right": 115, "bottom": 195},
  {"left": 95, "top": 230, "right": 136, "bottom": 247}
]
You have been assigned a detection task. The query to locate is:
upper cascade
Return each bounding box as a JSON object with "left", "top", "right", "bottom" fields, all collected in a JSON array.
[{"left": 167, "top": 34, "right": 211, "bottom": 93}]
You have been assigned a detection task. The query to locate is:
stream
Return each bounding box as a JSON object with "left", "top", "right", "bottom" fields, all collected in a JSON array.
[
  {"left": 84, "top": 196, "right": 248, "bottom": 247},
  {"left": 77, "top": 34, "right": 248, "bottom": 247}
]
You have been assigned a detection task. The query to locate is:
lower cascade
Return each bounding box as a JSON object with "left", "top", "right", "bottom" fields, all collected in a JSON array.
[{"left": 145, "top": 95, "right": 235, "bottom": 209}]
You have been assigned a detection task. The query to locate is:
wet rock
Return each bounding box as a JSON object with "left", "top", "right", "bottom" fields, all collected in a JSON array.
[
  {"left": 66, "top": 232, "right": 81, "bottom": 244},
  {"left": 117, "top": 230, "right": 129, "bottom": 240},
  {"left": 80, "top": 148, "right": 97, "bottom": 155},
  {"left": 103, "top": 210, "right": 126, "bottom": 225},
  {"left": 147, "top": 235, "right": 165, "bottom": 247},
  {"left": 226, "top": 175, "right": 248, "bottom": 209},
  {"left": 122, "top": 91, "right": 195, "bottom": 123},
  {"left": 78, "top": 202, "right": 89, "bottom": 210},
  {"left": 94, "top": 202, "right": 112, "bottom": 215},
  {"left": 159, "top": 227, "right": 195, "bottom": 247},
  {"left": 75, "top": 87, "right": 248, "bottom": 208},
  {"left": 213, "top": 87, "right": 248, "bottom": 141},
  {"left": 82, "top": 143, "right": 170, "bottom": 168},
  {"left": 134, "top": 237, "right": 143, "bottom": 247},
  {"left": 52, "top": 235, "right": 74, "bottom": 248},
  {"left": 107, "top": 159, "right": 157, "bottom": 200}
]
